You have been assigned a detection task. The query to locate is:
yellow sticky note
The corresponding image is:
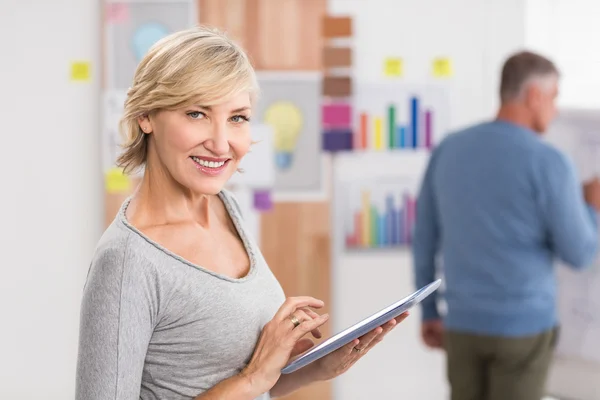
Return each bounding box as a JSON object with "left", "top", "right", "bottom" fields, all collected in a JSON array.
[
  {"left": 384, "top": 58, "right": 403, "bottom": 77},
  {"left": 105, "top": 167, "right": 131, "bottom": 194},
  {"left": 432, "top": 57, "right": 453, "bottom": 77},
  {"left": 70, "top": 61, "right": 91, "bottom": 82}
]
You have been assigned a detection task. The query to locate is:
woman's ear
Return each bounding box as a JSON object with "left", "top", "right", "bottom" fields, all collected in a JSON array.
[{"left": 137, "top": 114, "right": 152, "bottom": 134}]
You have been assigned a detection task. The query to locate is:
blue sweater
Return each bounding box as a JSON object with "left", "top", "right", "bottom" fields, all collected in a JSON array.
[{"left": 413, "top": 120, "right": 598, "bottom": 337}]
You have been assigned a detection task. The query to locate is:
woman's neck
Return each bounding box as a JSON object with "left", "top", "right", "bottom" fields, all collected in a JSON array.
[{"left": 126, "top": 162, "right": 213, "bottom": 229}]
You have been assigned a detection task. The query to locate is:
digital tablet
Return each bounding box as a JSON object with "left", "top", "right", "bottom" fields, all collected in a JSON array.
[{"left": 281, "top": 279, "right": 442, "bottom": 374}]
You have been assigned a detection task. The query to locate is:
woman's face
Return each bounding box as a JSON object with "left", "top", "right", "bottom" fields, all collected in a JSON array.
[{"left": 140, "top": 92, "right": 252, "bottom": 195}]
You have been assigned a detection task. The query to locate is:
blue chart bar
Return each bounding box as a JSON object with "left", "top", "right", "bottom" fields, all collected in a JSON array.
[
  {"left": 379, "top": 214, "right": 386, "bottom": 247},
  {"left": 397, "top": 126, "right": 407, "bottom": 148},
  {"left": 411, "top": 96, "right": 419, "bottom": 149}
]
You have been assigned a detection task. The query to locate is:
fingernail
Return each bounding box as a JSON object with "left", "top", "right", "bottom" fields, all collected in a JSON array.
[{"left": 322, "top": 313, "right": 329, "bottom": 319}]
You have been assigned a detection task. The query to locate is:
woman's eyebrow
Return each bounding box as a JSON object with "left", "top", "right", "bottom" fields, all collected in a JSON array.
[
  {"left": 231, "top": 106, "right": 251, "bottom": 113},
  {"left": 193, "top": 106, "right": 250, "bottom": 113}
]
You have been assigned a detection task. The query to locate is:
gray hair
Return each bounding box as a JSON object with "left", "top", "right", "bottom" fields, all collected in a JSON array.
[{"left": 499, "top": 51, "right": 559, "bottom": 103}]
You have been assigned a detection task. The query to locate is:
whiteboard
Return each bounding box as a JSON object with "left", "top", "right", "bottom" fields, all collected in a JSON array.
[{"left": 543, "top": 109, "right": 600, "bottom": 400}]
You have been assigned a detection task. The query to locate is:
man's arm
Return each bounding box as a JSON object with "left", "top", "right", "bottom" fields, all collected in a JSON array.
[
  {"left": 412, "top": 147, "right": 442, "bottom": 321},
  {"left": 536, "top": 148, "right": 599, "bottom": 269}
]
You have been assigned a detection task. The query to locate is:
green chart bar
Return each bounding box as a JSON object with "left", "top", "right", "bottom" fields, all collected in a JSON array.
[
  {"left": 388, "top": 105, "right": 396, "bottom": 148},
  {"left": 370, "top": 206, "right": 378, "bottom": 246}
]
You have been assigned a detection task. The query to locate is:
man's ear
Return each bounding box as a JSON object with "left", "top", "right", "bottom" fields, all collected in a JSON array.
[
  {"left": 522, "top": 85, "right": 537, "bottom": 110},
  {"left": 137, "top": 114, "right": 152, "bottom": 134}
]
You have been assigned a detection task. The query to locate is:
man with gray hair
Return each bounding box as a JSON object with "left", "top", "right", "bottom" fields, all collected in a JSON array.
[{"left": 413, "top": 50, "right": 600, "bottom": 400}]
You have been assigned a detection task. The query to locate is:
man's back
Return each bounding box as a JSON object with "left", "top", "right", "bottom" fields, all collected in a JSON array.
[{"left": 414, "top": 119, "right": 598, "bottom": 337}]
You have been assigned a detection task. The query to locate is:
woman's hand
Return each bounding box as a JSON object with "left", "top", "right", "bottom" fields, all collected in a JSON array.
[
  {"left": 306, "top": 312, "right": 410, "bottom": 382},
  {"left": 240, "top": 296, "right": 329, "bottom": 396}
]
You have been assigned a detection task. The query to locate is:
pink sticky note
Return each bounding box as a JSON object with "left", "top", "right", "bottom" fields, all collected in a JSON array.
[
  {"left": 106, "top": 3, "right": 129, "bottom": 24},
  {"left": 322, "top": 103, "right": 352, "bottom": 127}
]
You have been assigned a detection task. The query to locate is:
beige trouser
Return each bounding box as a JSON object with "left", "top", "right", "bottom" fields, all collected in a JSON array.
[{"left": 444, "top": 327, "right": 559, "bottom": 400}]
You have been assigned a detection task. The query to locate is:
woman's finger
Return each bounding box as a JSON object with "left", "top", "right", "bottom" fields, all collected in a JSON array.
[
  {"left": 302, "top": 308, "right": 324, "bottom": 338},
  {"left": 363, "top": 324, "right": 393, "bottom": 352},
  {"left": 356, "top": 326, "right": 384, "bottom": 351},
  {"left": 274, "top": 297, "right": 325, "bottom": 321},
  {"left": 344, "top": 338, "right": 361, "bottom": 355},
  {"left": 303, "top": 308, "right": 321, "bottom": 319},
  {"left": 363, "top": 314, "right": 409, "bottom": 352},
  {"left": 290, "top": 313, "right": 329, "bottom": 341},
  {"left": 292, "top": 309, "right": 311, "bottom": 324},
  {"left": 287, "top": 308, "right": 323, "bottom": 338},
  {"left": 394, "top": 312, "right": 410, "bottom": 324}
]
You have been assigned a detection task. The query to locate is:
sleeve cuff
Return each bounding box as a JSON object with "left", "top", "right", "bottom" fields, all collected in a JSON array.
[{"left": 421, "top": 299, "right": 440, "bottom": 321}]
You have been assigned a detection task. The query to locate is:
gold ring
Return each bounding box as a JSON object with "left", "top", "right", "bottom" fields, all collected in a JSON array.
[
  {"left": 289, "top": 314, "right": 301, "bottom": 328},
  {"left": 353, "top": 346, "right": 363, "bottom": 353}
]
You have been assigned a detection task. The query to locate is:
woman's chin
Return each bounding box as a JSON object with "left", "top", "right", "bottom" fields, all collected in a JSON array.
[{"left": 185, "top": 179, "right": 228, "bottom": 196}]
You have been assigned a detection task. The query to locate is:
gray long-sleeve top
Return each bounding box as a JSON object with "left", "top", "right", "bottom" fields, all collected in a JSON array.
[{"left": 75, "top": 191, "right": 285, "bottom": 399}]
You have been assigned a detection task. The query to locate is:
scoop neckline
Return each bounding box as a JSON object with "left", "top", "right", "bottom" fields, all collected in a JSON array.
[{"left": 116, "top": 191, "right": 258, "bottom": 283}]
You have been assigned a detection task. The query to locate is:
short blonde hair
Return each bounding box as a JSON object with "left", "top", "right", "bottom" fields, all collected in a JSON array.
[{"left": 116, "top": 25, "right": 259, "bottom": 174}]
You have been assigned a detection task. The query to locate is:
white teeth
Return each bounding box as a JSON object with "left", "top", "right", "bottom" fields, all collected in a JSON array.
[{"left": 191, "top": 156, "right": 225, "bottom": 168}]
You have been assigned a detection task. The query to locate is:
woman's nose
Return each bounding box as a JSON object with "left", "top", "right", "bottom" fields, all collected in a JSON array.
[{"left": 203, "top": 124, "right": 230, "bottom": 155}]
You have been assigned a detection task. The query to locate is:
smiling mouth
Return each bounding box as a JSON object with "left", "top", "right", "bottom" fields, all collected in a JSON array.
[{"left": 190, "top": 156, "right": 229, "bottom": 169}]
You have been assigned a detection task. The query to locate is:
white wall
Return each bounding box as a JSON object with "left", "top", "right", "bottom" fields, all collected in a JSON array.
[
  {"left": 526, "top": 0, "right": 600, "bottom": 109},
  {"left": 0, "top": 0, "right": 102, "bottom": 398},
  {"left": 327, "top": 0, "right": 526, "bottom": 399}
]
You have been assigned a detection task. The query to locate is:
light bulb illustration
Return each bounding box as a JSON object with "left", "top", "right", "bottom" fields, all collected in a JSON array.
[
  {"left": 131, "top": 22, "right": 170, "bottom": 62},
  {"left": 263, "top": 101, "right": 303, "bottom": 170}
]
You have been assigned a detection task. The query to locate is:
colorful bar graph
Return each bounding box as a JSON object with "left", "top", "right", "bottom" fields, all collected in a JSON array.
[
  {"left": 355, "top": 95, "right": 435, "bottom": 151},
  {"left": 346, "top": 189, "right": 417, "bottom": 249}
]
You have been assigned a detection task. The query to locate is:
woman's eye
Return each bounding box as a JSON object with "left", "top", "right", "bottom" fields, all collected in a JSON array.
[
  {"left": 187, "top": 111, "right": 205, "bottom": 119},
  {"left": 231, "top": 115, "right": 250, "bottom": 123}
]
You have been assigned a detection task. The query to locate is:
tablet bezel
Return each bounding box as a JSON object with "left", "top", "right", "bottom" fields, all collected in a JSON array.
[{"left": 280, "top": 279, "right": 442, "bottom": 374}]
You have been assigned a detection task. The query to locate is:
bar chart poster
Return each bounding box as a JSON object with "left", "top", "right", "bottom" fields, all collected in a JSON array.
[
  {"left": 353, "top": 83, "right": 450, "bottom": 151},
  {"left": 340, "top": 177, "right": 420, "bottom": 251}
]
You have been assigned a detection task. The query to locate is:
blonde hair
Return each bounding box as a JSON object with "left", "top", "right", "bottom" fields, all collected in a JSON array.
[{"left": 116, "top": 25, "right": 259, "bottom": 174}]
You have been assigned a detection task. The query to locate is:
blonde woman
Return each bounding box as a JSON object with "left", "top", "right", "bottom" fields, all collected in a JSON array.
[{"left": 75, "top": 26, "right": 407, "bottom": 400}]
